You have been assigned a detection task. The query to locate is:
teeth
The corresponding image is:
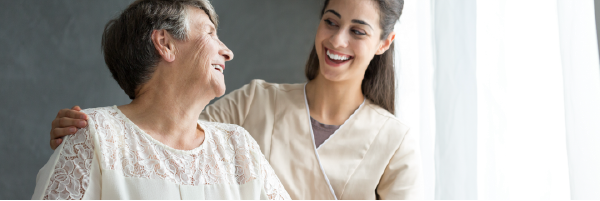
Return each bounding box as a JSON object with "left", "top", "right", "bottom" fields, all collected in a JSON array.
[
  {"left": 212, "top": 65, "right": 223, "bottom": 73},
  {"left": 327, "top": 50, "right": 350, "bottom": 61}
]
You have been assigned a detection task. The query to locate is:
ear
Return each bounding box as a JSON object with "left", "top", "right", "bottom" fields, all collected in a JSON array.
[
  {"left": 151, "top": 30, "right": 177, "bottom": 62},
  {"left": 375, "top": 31, "right": 396, "bottom": 55}
]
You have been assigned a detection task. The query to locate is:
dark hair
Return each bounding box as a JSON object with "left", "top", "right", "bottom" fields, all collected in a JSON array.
[
  {"left": 102, "top": 0, "right": 218, "bottom": 99},
  {"left": 305, "top": 0, "right": 404, "bottom": 114}
]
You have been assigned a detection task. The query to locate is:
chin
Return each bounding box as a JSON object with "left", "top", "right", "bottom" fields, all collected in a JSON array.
[
  {"left": 213, "top": 83, "right": 226, "bottom": 97},
  {"left": 209, "top": 74, "right": 226, "bottom": 97},
  {"left": 215, "top": 89, "right": 226, "bottom": 97},
  {"left": 318, "top": 63, "right": 348, "bottom": 82}
]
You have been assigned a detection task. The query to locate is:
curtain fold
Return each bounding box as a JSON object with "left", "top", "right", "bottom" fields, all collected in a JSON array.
[
  {"left": 475, "top": 0, "right": 570, "bottom": 199},
  {"left": 432, "top": 0, "right": 478, "bottom": 199},
  {"left": 557, "top": 0, "right": 600, "bottom": 199},
  {"left": 394, "top": 0, "right": 436, "bottom": 199},
  {"left": 395, "top": 0, "right": 600, "bottom": 199}
]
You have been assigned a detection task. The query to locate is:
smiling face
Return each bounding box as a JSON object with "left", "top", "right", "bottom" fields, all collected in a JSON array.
[
  {"left": 173, "top": 7, "right": 233, "bottom": 97},
  {"left": 314, "top": 0, "right": 392, "bottom": 83}
]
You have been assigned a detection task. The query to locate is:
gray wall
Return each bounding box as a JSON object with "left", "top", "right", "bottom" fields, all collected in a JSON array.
[{"left": 0, "top": 0, "right": 321, "bottom": 199}]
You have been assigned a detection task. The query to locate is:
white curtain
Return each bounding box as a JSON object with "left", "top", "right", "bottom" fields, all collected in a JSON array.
[{"left": 394, "top": 0, "right": 600, "bottom": 199}]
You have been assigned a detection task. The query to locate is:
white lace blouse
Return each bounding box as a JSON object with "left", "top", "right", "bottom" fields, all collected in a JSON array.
[{"left": 32, "top": 106, "right": 290, "bottom": 200}]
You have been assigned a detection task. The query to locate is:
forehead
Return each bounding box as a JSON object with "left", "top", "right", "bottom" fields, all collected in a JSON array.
[
  {"left": 186, "top": 7, "right": 214, "bottom": 29},
  {"left": 324, "top": 0, "right": 380, "bottom": 27}
]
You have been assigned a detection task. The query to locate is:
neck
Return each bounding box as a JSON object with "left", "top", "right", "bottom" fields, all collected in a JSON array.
[
  {"left": 117, "top": 70, "right": 213, "bottom": 150},
  {"left": 306, "top": 75, "right": 364, "bottom": 126}
]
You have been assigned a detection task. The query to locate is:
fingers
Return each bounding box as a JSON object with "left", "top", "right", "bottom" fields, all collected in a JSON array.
[
  {"left": 51, "top": 126, "right": 78, "bottom": 139},
  {"left": 50, "top": 138, "right": 63, "bottom": 150},
  {"left": 50, "top": 106, "right": 86, "bottom": 150},
  {"left": 57, "top": 107, "right": 87, "bottom": 120},
  {"left": 50, "top": 126, "right": 77, "bottom": 150},
  {"left": 71, "top": 106, "right": 86, "bottom": 120},
  {"left": 52, "top": 117, "right": 87, "bottom": 129}
]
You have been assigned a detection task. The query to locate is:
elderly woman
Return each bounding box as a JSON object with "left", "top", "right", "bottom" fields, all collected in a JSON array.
[{"left": 32, "top": 0, "right": 290, "bottom": 199}]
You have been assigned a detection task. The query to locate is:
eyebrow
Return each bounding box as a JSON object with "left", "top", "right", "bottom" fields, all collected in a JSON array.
[
  {"left": 324, "top": 9, "right": 341, "bottom": 18},
  {"left": 324, "top": 9, "right": 373, "bottom": 30},
  {"left": 352, "top": 19, "right": 373, "bottom": 30}
]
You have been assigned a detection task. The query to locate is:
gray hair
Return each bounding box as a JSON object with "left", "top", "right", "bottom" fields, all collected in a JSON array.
[{"left": 102, "top": 0, "right": 218, "bottom": 99}]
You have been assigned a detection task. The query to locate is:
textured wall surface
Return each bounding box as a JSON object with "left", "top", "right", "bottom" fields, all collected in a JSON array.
[{"left": 0, "top": 0, "right": 321, "bottom": 199}]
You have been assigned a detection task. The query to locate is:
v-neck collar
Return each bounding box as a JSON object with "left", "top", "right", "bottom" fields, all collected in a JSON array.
[
  {"left": 302, "top": 83, "right": 366, "bottom": 200},
  {"left": 303, "top": 83, "right": 366, "bottom": 150}
]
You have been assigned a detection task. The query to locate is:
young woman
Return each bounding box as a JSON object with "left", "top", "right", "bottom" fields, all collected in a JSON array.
[{"left": 48, "top": 0, "right": 422, "bottom": 199}]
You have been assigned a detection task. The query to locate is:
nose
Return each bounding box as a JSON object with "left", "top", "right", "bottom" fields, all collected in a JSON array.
[
  {"left": 218, "top": 40, "right": 233, "bottom": 61},
  {"left": 329, "top": 29, "right": 348, "bottom": 49}
]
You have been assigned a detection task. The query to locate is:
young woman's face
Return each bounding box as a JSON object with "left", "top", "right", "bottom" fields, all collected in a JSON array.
[{"left": 314, "top": 0, "right": 390, "bottom": 83}]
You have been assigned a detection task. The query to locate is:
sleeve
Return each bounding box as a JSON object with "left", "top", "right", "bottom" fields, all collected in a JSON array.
[
  {"left": 32, "top": 125, "right": 99, "bottom": 200},
  {"left": 376, "top": 129, "right": 424, "bottom": 200},
  {"left": 199, "top": 80, "right": 261, "bottom": 125},
  {"left": 258, "top": 148, "right": 291, "bottom": 200},
  {"left": 241, "top": 127, "right": 290, "bottom": 200}
]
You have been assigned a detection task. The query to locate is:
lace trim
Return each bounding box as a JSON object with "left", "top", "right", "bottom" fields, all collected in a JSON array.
[
  {"left": 43, "top": 125, "right": 94, "bottom": 200},
  {"left": 260, "top": 152, "right": 292, "bottom": 200},
  {"left": 43, "top": 107, "right": 289, "bottom": 199},
  {"left": 94, "top": 107, "right": 260, "bottom": 186}
]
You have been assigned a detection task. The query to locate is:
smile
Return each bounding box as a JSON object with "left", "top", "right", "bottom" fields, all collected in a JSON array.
[
  {"left": 324, "top": 47, "right": 353, "bottom": 67},
  {"left": 212, "top": 64, "right": 224, "bottom": 73},
  {"left": 327, "top": 50, "right": 350, "bottom": 61}
]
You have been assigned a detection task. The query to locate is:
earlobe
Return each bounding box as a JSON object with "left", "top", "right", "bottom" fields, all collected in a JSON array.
[{"left": 376, "top": 31, "right": 396, "bottom": 55}]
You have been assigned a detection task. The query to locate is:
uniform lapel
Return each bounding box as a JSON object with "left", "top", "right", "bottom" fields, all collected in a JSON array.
[
  {"left": 268, "top": 83, "right": 337, "bottom": 200},
  {"left": 317, "top": 100, "right": 387, "bottom": 199}
]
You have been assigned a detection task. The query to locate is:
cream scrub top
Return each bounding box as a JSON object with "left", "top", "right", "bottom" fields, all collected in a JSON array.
[
  {"left": 199, "top": 79, "right": 424, "bottom": 200},
  {"left": 33, "top": 106, "right": 290, "bottom": 200}
]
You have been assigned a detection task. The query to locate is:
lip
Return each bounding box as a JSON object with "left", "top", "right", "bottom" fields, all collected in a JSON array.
[
  {"left": 212, "top": 64, "right": 225, "bottom": 70},
  {"left": 323, "top": 47, "right": 353, "bottom": 67},
  {"left": 212, "top": 63, "right": 225, "bottom": 73}
]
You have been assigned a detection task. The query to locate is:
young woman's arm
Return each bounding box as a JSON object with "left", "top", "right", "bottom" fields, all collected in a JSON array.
[
  {"left": 48, "top": 79, "right": 266, "bottom": 150},
  {"left": 376, "top": 129, "right": 424, "bottom": 200},
  {"left": 199, "top": 79, "right": 263, "bottom": 125}
]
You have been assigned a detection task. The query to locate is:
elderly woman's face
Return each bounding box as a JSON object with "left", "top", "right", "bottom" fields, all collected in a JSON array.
[{"left": 174, "top": 8, "right": 233, "bottom": 97}]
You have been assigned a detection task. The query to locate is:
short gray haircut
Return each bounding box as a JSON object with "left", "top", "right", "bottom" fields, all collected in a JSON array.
[{"left": 102, "top": 0, "right": 218, "bottom": 99}]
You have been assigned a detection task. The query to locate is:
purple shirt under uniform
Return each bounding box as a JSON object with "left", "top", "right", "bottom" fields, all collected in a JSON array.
[{"left": 310, "top": 116, "right": 341, "bottom": 148}]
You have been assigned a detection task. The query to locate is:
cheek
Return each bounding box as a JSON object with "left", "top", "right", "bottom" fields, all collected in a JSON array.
[
  {"left": 314, "top": 24, "right": 334, "bottom": 54},
  {"left": 202, "top": 38, "right": 220, "bottom": 61},
  {"left": 193, "top": 38, "right": 219, "bottom": 74},
  {"left": 353, "top": 41, "right": 377, "bottom": 64},
  {"left": 315, "top": 23, "right": 327, "bottom": 41}
]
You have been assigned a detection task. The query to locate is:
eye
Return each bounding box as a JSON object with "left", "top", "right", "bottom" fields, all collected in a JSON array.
[
  {"left": 207, "top": 26, "right": 217, "bottom": 36},
  {"left": 352, "top": 29, "right": 366, "bottom": 36},
  {"left": 324, "top": 19, "right": 337, "bottom": 26}
]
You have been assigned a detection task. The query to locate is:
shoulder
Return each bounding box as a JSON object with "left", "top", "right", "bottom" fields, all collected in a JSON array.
[
  {"left": 80, "top": 106, "right": 120, "bottom": 124},
  {"left": 200, "top": 120, "right": 263, "bottom": 154},
  {"left": 78, "top": 106, "right": 127, "bottom": 144},
  {"left": 363, "top": 100, "right": 411, "bottom": 139},
  {"left": 202, "top": 121, "right": 255, "bottom": 144},
  {"left": 365, "top": 100, "right": 410, "bottom": 129},
  {"left": 58, "top": 107, "right": 116, "bottom": 159},
  {"left": 200, "top": 120, "right": 247, "bottom": 134},
  {"left": 246, "top": 79, "right": 304, "bottom": 93}
]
